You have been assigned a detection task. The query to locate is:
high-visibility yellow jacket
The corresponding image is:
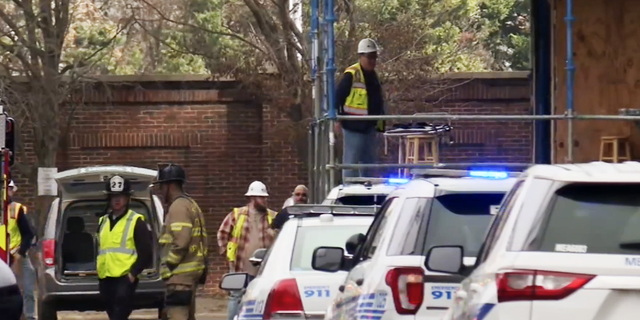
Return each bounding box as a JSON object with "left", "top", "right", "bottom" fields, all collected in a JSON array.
[
  {"left": 0, "top": 202, "right": 27, "bottom": 254},
  {"left": 226, "top": 206, "right": 277, "bottom": 262},
  {"left": 97, "top": 210, "right": 144, "bottom": 279},
  {"left": 343, "top": 63, "right": 385, "bottom": 131}
]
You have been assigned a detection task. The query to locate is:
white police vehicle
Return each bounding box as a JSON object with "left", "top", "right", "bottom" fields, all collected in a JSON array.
[
  {"left": 311, "top": 169, "right": 519, "bottom": 320},
  {"left": 219, "top": 204, "right": 378, "bottom": 320},
  {"left": 428, "top": 161, "right": 640, "bottom": 320},
  {"left": 322, "top": 178, "right": 407, "bottom": 206},
  {"left": 0, "top": 258, "right": 23, "bottom": 320}
]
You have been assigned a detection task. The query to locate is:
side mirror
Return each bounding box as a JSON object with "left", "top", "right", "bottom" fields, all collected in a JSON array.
[
  {"left": 424, "top": 245, "right": 464, "bottom": 274},
  {"left": 312, "top": 246, "right": 344, "bottom": 272},
  {"left": 249, "top": 248, "right": 267, "bottom": 266},
  {"left": 219, "top": 272, "right": 249, "bottom": 291},
  {"left": 345, "top": 233, "right": 366, "bottom": 255}
]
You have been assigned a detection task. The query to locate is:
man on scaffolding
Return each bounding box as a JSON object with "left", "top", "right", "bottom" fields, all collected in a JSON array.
[{"left": 336, "top": 38, "right": 386, "bottom": 179}]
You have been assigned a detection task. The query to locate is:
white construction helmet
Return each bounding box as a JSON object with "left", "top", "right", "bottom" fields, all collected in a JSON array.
[
  {"left": 245, "top": 181, "right": 269, "bottom": 197},
  {"left": 8, "top": 180, "right": 16, "bottom": 191},
  {"left": 357, "top": 38, "right": 380, "bottom": 54}
]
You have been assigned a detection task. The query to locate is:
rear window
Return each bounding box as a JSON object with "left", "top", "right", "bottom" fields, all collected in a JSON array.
[
  {"left": 290, "top": 224, "right": 370, "bottom": 271},
  {"left": 388, "top": 193, "right": 505, "bottom": 257},
  {"left": 60, "top": 200, "right": 151, "bottom": 235},
  {"left": 336, "top": 195, "right": 387, "bottom": 206},
  {"left": 424, "top": 193, "right": 505, "bottom": 257},
  {"left": 531, "top": 184, "right": 640, "bottom": 255}
]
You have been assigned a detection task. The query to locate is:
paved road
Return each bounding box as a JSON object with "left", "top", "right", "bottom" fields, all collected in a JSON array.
[
  {"left": 57, "top": 310, "right": 228, "bottom": 320},
  {"left": 54, "top": 297, "right": 228, "bottom": 320}
]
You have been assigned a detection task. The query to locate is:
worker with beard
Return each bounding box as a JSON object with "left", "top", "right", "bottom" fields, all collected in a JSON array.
[
  {"left": 97, "top": 175, "right": 153, "bottom": 320},
  {"left": 153, "top": 164, "right": 208, "bottom": 320},
  {"left": 217, "top": 181, "right": 278, "bottom": 320}
]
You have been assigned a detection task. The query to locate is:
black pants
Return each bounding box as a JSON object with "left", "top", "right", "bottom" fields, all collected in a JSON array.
[{"left": 99, "top": 276, "right": 138, "bottom": 320}]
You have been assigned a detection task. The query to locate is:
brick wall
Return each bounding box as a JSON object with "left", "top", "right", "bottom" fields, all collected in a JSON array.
[{"left": 10, "top": 72, "right": 530, "bottom": 295}]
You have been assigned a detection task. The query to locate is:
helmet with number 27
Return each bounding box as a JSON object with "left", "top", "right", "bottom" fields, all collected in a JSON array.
[{"left": 104, "top": 174, "right": 134, "bottom": 196}]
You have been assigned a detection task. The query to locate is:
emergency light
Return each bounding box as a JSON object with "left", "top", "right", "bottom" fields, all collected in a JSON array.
[
  {"left": 387, "top": 178, "right": 410, "bottom": 184},
  {"left": 468, "top": 170, "right": 509, "bottom": 180}
]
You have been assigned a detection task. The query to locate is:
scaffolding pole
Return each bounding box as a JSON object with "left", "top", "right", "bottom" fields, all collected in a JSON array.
[
  {"left": 323, "top": 0, "right": 337, "bottom": 197},
  {"left": 565, "top": 0, "right": 576, "bottom": 162}
]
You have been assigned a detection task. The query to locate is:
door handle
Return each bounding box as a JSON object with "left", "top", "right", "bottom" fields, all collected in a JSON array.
[
  {"left": 339, "top": 285, "right": 345, "bottom": 292},
  {"left": 454, "top": 290, "right": 467, "bottom": 300},
  {"left": 355, "top": 278, "right": 364, "bottom": 286}
]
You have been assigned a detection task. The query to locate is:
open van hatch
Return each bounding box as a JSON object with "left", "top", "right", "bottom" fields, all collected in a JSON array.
[{"left": 53, "top": 166, "right": 161, "bottom": 281}]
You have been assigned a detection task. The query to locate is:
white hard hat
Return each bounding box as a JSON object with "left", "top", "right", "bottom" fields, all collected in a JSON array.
[
  {"left": 8, "top": 180, "right": 16, "bottom": 191},
  {"left": 245, "top": 181, "right": 269, "bottom": 197},
  {"left": 357, "top": 38, "right": 380, "bottom": 54},
  {"left": 282, "top": 197, "right": 295, "bottom": 209}
]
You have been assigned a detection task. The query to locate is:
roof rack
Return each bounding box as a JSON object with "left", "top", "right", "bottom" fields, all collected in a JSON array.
[{"left": 286, "top": 204, "right": 378, "bottom": 216}]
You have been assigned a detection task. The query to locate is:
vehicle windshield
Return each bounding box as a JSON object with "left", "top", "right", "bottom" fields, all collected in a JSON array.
[
  {"left": 336, "top": 195, "right": 387, "bottom": 206},
  {"left": 532, "top": 183, "right": 640, "bottom": 254},
  {"left": 290, "top": 223, "right": 371, "bottom": 271},
  {"left": 424, "top": 193, "right": 505, "bottom": 257}
]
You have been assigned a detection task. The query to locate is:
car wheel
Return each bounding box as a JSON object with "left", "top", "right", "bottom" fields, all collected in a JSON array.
[{"left": 37, "top": 300, "right": 57, "bottom": 320}]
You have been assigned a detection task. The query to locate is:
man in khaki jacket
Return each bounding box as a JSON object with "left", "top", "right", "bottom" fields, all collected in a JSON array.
[{"left": 153, "top": 164, "right": 208, "bottom": 320}]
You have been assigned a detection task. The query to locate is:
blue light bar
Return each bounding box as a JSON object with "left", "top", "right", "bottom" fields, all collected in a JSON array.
[
  {"left": 387, "top": 178, "right": 410, "bottom": 184},
  {"left": 468, "top": 170, "right": 509, "bottom": 180}
]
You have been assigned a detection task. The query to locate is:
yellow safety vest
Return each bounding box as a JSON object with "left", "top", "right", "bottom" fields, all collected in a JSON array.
[
  {"left": 0, "top": 176, "right": 7, "bottom": 254},
  {"left": 226, "top": 207, "right": 276, "bottom": 262},
  {"left": 97, "top": 210, "right": 144, "bottom": 279},
  {"left": 343, "top": 63, "right": 385, "bottom": 131},
  {"left": 0, "top": 203, "right": 26, "bottom": 254}
]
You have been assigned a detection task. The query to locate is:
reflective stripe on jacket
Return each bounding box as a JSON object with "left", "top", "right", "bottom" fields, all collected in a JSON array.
[
  {"left": 226, "top": 207, "right": 276, "bottom": 262},
  {"left": 97, "top": 209, "right": 144, "bottom": 279}
]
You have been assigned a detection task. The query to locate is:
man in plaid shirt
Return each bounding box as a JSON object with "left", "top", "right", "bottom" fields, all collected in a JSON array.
[{"left": 217, "top": 181, "right": 278, "bottom": 320}]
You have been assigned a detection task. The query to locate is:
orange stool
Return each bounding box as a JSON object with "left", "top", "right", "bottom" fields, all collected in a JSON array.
[
  {"left": 404, "top": 135, "right": 439, "bottom": 175},
  {"left": 599, "top": 136, "right": 631, "bottom": 163}
]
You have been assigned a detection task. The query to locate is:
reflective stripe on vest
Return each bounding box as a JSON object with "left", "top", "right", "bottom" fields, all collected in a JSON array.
[
  {"left": 97, "top": 210, "right": 144, "bottom": 279},
  {"left": 343, "top": 63, "right": 369, "bottom": 116},
  {"left": 226, "top": 207, "right": 275, "bottom": 262},
  {"left": 8, "top": 203, "right": 24, "bottom": 253}
]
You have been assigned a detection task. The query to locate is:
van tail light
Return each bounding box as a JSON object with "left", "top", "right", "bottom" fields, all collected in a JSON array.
[
  {"left": 385, "top": 267, "right": 424, "bottom": 315},
  {"left": 496, "top": 270, "right": 594, "bottom": 302},
  {"left": 42, "top": 239, "right": 55, "bottom": 267},
  {"left": 263, "top": 278, "right": 305, "bottom": 320}
]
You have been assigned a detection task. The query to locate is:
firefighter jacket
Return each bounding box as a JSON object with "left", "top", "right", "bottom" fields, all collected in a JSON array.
[{"left": 159, "top": 196, "right": 208, "bottom": 286}]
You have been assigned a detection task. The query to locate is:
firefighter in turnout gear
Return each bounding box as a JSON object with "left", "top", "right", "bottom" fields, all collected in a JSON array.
[
  {"left": 153, "top": 164, "right": 208, "bottom": 320},
  {"left": 97, "top": 175, "right": 153, "bottom": 320}
]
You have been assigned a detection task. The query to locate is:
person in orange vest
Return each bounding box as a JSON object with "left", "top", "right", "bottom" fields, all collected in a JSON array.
[
  {"left": 217, "top": 181, "right": 278, "bottom": 320},
  {"left": 7, "top": 180, "right": 36, "bottom": 320}
]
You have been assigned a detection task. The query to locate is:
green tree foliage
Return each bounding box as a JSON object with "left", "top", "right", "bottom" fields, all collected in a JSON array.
[{"left": 478, "top": 0, "right": 530, "bottom": 70}]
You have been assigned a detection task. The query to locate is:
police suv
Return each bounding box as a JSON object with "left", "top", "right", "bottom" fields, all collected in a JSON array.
[
  {"left": 219, "top": 204, "right": 377, "bottom": 320},
  {"left": 428, "top": 161, "right": 640, "bottom": 320},
  {"left": 322, "top": 178, "right": 407, "bottom": 206},
  {"left": 311, "top": 169, "right": 518, "bottom": 320}
]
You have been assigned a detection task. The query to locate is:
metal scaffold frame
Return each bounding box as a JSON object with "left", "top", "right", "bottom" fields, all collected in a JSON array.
[{"left": 307, "top": 0, "right": 640, "bottom": 203}]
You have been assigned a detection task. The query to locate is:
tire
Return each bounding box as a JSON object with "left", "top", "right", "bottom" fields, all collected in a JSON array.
[{"left": 37, "top": 300, "right": 57, "bottom": 320}]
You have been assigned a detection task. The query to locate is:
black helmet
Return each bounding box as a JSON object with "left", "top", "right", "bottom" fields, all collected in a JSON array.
[
  {"left": 105, "top": 175, "right": 133, "bottom": 195},
  {"left": 152, "top": 163, "right": 186, "bottom": 184}
]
